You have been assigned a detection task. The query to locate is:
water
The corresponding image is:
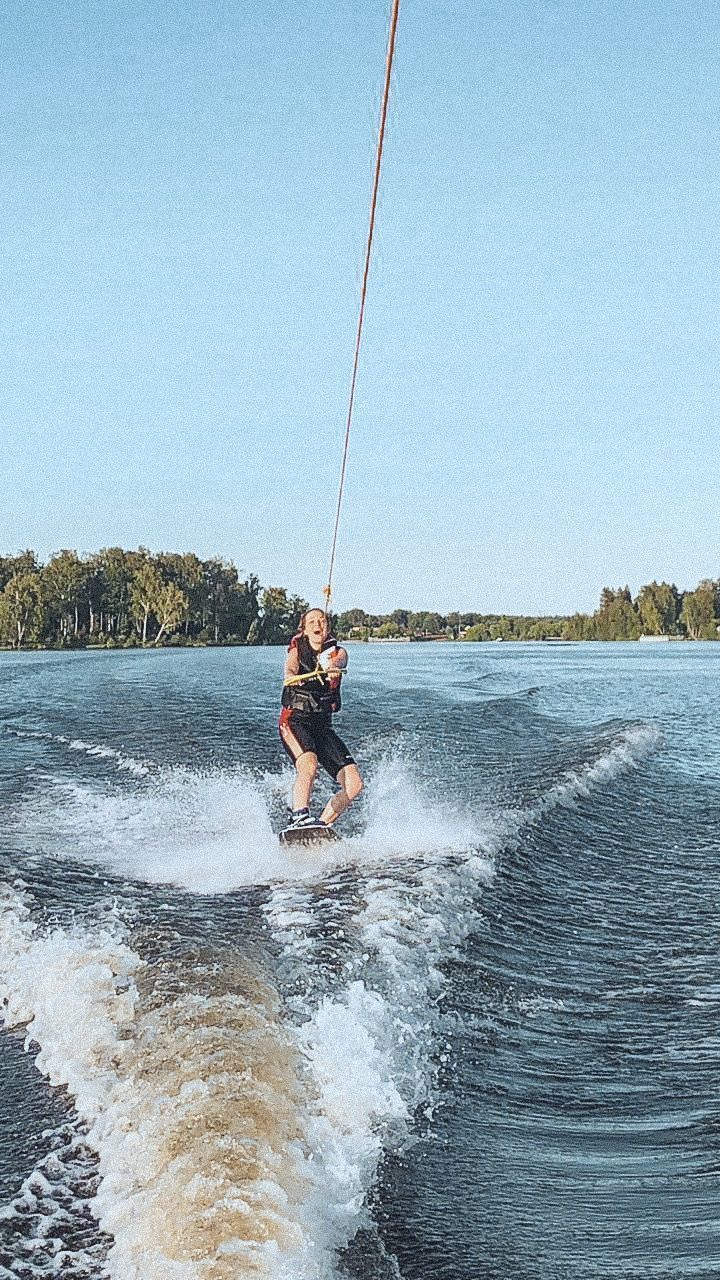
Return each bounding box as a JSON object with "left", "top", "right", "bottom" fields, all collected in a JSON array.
[{"left": 0, "top": 642, "right": 718, "bottom": 1279}]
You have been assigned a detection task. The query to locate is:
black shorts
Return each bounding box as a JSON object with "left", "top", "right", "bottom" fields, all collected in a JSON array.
[{"left": 279, "top": 709, "right": 355, "bottom": 781}]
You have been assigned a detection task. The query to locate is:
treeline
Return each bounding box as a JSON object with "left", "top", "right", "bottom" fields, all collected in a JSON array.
[
  {"left": 562, "top": 581, "right": 719, "bottom": 642},
  {"left": 0, "top": 549, "right": 308, "bottom": 649},
  {"left": 336, "top": 607, "right": 569, "bottom": 641},
  {"left": 1, "top": 550, "right": 718, "bottom": 649},
  {"left": 338, "top": 580, "right": 720, "bottom": 642}
]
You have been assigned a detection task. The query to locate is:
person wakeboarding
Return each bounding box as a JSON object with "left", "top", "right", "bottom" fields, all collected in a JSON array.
[{"left": 279, "top": 607, "right": 363, "bottom": 831}]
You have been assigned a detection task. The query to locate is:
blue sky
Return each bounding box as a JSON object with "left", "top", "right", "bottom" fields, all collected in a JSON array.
[{"left": 2, "top": 0, "right": 719, "bottom": 614}]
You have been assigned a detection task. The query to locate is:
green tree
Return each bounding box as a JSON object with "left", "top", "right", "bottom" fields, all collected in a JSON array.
[
  {"left": 408, "top": 611, "right": 444, "bottom": 636},
  {"left": 593, "top": 586, "right": 640, "bottom": 640},
  {"left": 680, "top": 581, "right": 717, "bottom": 639},
  {"left": 258, "top": 587, "right": 308, "bottom": 644},
  {"left": 337, "top": 608, "right": 370, "bottom": 638},
  {"left": 0, "top": 551, "right": 40, "bottom": 593},
  {"left": 489, "top": 615, "right": 515, "bottom": 640},
  {"left": 636, "top": 581, "right": 681, "bottom": 636},
  {"left": 153, "top": 583, "right": 189, "bottom": 646},
  {"left": 156, "top": 552, "right": 203, "bottom": 637},
  {"left": 180, "top": 553, "right": 205, "bottom": 635},
  {"left": 84, "top": 553, "right": 104, "bottom": 638},
  {"left": 201, "top": 558, "right": 242, "bottom": 643},
  {"left": 0, "top": 573, "right": 44, "bottom": 647},
  {"left": 96, "top": 547, "right": 136, "bottom": 638},
  {"left": 462, "top": 621, "right": 491, "bottom": 641},
  {"left": 42, "top": 550, "right": 89, "bottom": 642},
  {"left": 563, "top": 612, "right": 594, "bottom": 640},
  {"left": 228, "top": 573, "right": 260, "bottom": 642},
  {"left": 130, "top": 560, "right": 164, "bottom": 643}
]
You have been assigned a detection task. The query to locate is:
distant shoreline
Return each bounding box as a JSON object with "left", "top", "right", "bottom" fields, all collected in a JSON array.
[
  {"left": 1, "top": 549, "right": 717, "bottom": 647},
  {"left": 0, "top": 635, "right": 703, "bottom": 655}
]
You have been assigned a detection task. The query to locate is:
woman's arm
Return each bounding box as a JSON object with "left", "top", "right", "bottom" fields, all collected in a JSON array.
[{"left": 284, "top": 647, "right": 300, "bottom": 680}]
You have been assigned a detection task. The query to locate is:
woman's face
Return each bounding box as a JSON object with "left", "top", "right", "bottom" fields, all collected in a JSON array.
[{"left": 303, "top": 609, "right": 328, "bottom": 650}]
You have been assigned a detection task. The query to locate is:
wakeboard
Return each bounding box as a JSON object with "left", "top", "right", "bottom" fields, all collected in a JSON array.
[{"left": 279, "top": 824, "right": 341, "bottom": 848}]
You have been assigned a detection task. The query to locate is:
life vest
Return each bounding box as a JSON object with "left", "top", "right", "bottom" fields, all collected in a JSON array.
[{"left": 281, "top": 633, "right": 343, "bottom": 715}]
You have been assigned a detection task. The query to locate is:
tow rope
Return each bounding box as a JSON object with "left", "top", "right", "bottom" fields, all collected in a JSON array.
[
  {"left": 283, "top": 666, "right": 327, "bottom": 688},
  {"left": 323, "top": 0, "right": 401, "bottom": 615}
]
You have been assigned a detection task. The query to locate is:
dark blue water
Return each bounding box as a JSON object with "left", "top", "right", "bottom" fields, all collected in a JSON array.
[{"left": 0, "top": 643, "right": 718, "bottom": 1279}]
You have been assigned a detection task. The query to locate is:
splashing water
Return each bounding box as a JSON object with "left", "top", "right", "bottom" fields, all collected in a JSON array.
[{"left": 0, "top": 645, "right": 682, "bottom": 1280}]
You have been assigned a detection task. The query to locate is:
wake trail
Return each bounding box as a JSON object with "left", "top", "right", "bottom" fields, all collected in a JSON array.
[
  {"left": 3, "top": 727, "right": 152, "bottom": 777},
  {"left": 0, "top": 1116, "right": 109, "bottom": 1279},
  {"left": 523, "top": 723, "right": 663, "bottom": 824},
  {"left": 0, "top": 722, "right": 663, "bottom": 1277},
  {"left": 0, "top": 886, "right": 370, "bottom": 1280}
]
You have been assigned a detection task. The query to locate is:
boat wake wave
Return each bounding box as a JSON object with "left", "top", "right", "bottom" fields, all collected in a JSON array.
[
  {"left": 0, "top": 722, "right": 662, "bottom": 1278},
  {"left": 3, "top": 726, "right": 152, "bottom": 778}
]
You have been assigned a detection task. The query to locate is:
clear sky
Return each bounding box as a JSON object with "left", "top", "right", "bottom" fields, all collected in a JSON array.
[{"left": 3, "top": 0, "right": 719, "bottom": 615}]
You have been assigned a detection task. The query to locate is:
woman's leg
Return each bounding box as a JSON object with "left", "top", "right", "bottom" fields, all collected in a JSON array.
[
  {"left": 320, "top": 764, "right": 363, "bottom": 825},
  {"left": 279, "top": 713, "right": 319, "bottom": 814},
  {"left": 293, "top": 751, "right": 318, "bottom": 812}
]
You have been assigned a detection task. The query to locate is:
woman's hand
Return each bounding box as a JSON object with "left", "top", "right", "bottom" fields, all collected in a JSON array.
[{"left": 318, "top": 646, "right": 348, "bottom": 673}]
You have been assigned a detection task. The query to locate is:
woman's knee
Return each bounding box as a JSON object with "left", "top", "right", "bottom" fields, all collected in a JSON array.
[
  {"left": 296, "top": 752, "right": 317, "bottom": 779},
  {"left": 341, "top": 765, "right": 363, "bottom": 801}
]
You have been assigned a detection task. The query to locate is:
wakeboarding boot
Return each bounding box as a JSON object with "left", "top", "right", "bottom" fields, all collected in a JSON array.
[{"left": 287, "top": 807, "right": 317, "bottom": 830}]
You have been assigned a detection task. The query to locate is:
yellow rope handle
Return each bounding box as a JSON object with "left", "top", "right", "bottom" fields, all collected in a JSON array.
[{"left": 283, "top": 666, "right": 345, "bottom": 688}]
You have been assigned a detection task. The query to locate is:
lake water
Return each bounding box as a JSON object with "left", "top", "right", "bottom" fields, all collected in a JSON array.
[{"left": 0, "top": 641, "right": 719, "bottom": 1279}]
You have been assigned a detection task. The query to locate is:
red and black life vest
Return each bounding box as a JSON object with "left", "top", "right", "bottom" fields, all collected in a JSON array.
[{"left": 281, "top": 634, "right": 343, "bottom": 715}]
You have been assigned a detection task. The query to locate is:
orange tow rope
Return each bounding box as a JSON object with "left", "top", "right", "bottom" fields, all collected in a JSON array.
[{"left": 323, "top": 0, "right": 401, "bottom": 615}]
